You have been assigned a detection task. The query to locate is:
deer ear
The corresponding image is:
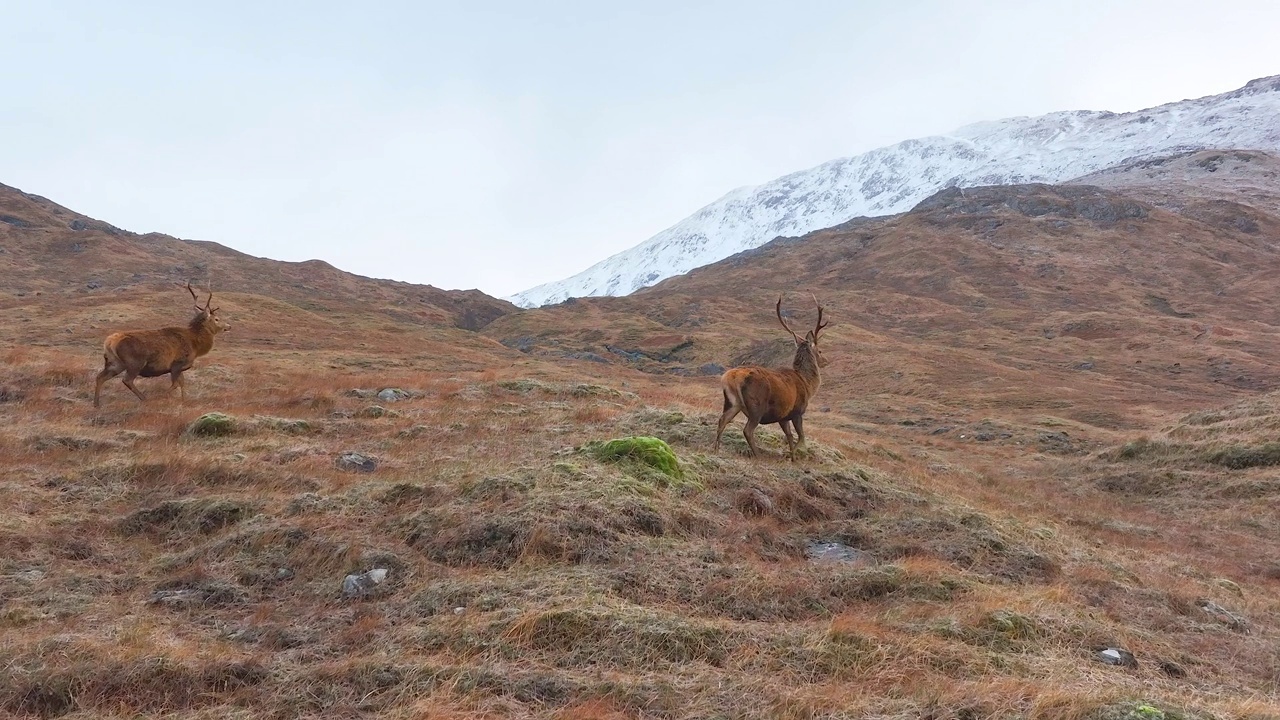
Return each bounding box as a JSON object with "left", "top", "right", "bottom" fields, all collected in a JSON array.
[{"left": 805, "top": 331, "right": 816, "bottom": 344}]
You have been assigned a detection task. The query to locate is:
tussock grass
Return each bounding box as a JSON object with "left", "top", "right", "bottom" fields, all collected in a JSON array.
[
  {"left": 1, "top": 343, "right": 1278, "bottom": 720},
  {"left": 580, "top": 435, "right": 688, "bottom": 485}
]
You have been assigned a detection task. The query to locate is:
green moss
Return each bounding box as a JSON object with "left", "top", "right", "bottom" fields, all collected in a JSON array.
[
  {"left": 253, "top": 415, "right": 313, "bottom": 434},
  {"left": 1089, "top": 702, "right": 1203, "bottom": 720},
  {"left": 570, "top": 383, "right": 624, "bottom": 398},
  {"left": 935, "top": 609, "right": 1040, "bottom": 650},
  {"left": 583, "top": 436, "right": 683, "bottom": 480},
  {"left": 497, "top": 379, "right": 550, "bottom": 393},
  {"left": 1112, "top": 437, "right": 1169, "bottom": 460},
  {"left": 186, "top": 412, "right": 237, "bottom": 437},
  {"left": 1203, "top": 443, "right": 1280, "bottom": 469},
  {"left": 118, "top": 498, "right": 254, "bottom": 535}
]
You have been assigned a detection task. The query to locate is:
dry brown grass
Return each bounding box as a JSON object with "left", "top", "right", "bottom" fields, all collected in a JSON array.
[
  {"left": 3, "top": 319, "right": 1279, "bottom": 719},
  {"left": 4, "top": 180, "right": 1280, "bottom": 717}
]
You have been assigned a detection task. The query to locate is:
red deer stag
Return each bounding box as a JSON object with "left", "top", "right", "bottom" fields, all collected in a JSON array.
[
  {"left": 713, "top": 295, "right": 829, "bottom": 459},
  {"left": 93, "top": 283, "right": 231, "bottom": 407}
]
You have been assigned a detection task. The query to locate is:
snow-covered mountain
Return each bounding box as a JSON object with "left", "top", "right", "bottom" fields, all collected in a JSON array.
[{"left": 510, "top": 75, "right": 1280, "bottom": 308}]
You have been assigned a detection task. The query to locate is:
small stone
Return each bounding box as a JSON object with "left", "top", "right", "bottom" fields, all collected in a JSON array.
[
  {"left": 13, "top": 569, "right": 45, "bottom": 584},
  {"left": 1198, "top": 599, "right": 1248, "bottom": 632},
  {"left": 453, "top": 606, "right": 465, "bottom": 615},
  {"left": 337, "top": 452, "right": 377, "bottom": 473},
  {"left": 805, "top": 541, "right": 868, "bottom": 565},
  {"left": 342, "top": 568, "right": 391, "bottom": 599},
  {"left": 1096, "top": 647, "right": 1137, "bottom": 667},
  {"left": 275, "top": 567, "right": 294, "bottom": 581},
  {"left": 378, "top": 388, "right": 410, "bottom": 402}
]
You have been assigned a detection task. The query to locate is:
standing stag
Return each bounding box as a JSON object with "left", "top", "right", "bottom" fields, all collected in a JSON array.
[
  {"left": 713, "top": 295, "right": 829, "bottom": 459},
  {"left": 93, "top": 283, "right": 231, "bottom": 407}
]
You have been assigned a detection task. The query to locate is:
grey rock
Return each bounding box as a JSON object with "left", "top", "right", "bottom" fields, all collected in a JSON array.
[
  {"left": 12, "top": 569, "right": 45, "bottom": 584},
  {"left": 500, "top": 336, "right": 537, "bottom": 353},
  {"left": 1096, "top": 647, "right": 1137, "bottom": 667},
  {"left": 337, "top": 452, "right": 377, "bottom": 473},
  {"left": 148, "top": 581, "right": 246, "bottom": 608},
  {"left": 378, "top": 388, "right": 410, "bottom": 402},
  {"left": 806, "top": 541, "right": 868, "bottom": 565},
  {"left": 342, "top": 568, "right": 390, "bottom": 599},
  {"left": 1198, "top": 599, "right": 1248, "bottom": 632},
  {"left": 275, "top": 567, "right": 295, "bottom": 581}
]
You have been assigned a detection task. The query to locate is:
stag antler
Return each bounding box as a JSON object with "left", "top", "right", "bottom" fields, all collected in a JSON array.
[
  {"left": 776, "top": 296, "right": 802, "bottom": 346},
  {"left": 183, "top": 281, "right": 215, "bottom": 312},
  {"left": 811, "top": 294, "right": 829, "bottom": 340}
]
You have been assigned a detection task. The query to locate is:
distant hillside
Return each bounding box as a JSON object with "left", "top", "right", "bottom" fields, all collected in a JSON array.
[
  {"left": 488, "top": 180, "right": 1280, "bottom": 425},
  {"left": 0, "top": 182, "right": 517, "bottom": 331},
  {"left": 512, "top": 75, "right": 1280, "bottom": 307},
  {"left": 1070, "top": 148, "right": 1280, "bottom": 215}
]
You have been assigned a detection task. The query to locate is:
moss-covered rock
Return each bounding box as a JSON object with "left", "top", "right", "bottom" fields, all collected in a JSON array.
[
  {"left": 186, "top": 412, "right": 237, "bottom": 437},
  {"left": 582, "top": 436, "right": 685, "bottom": 482}
]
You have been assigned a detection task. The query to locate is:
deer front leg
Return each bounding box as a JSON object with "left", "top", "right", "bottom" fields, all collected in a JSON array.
[{"left": 780, "top": 420, "right": 798, "bottom": 461}]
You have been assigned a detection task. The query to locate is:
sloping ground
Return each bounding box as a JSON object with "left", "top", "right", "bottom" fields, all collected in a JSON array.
[
  {"left": 1, "top": 338, "right": 1277, "bottom": 719},
  {"left": 2, "top": 179, "right": 1280, "bottom": 719},
  {"left": 1071, "top": 149, "right": 1280, "bottom": 216},
  {"left": 0, "top": 182, "right": 516, "bottom": 331},
  {"left": 486, "top": 183, "right": 1280, "bottom": 433},
  {"left": 1080, "top": 390, "right": 1280, "bottom": 531}
]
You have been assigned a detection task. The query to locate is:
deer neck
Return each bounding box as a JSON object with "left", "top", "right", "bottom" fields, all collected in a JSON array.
[
  {"left": 792, "top": 346, "right": 821, "bottom": 394},
  {"left": 187, "top": 315, "right": 217, "bottom": 356}
]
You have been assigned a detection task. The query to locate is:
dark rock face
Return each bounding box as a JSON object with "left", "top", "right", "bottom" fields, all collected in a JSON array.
[{"left": 914, "top": 184, "right": 1149, "bottom": 227}]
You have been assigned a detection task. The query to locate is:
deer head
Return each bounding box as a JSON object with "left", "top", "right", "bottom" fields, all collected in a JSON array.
[
  {"left": 186, "top": 282, "right": 231, "bottom": 334},
  {"left": 776, "top": 294, "right": 829, "bottom": 368}
]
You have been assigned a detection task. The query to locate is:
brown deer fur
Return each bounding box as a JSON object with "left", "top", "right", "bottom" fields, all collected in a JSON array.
[
  {"left": 93, "top": 283, "right": 231, "bottom": 407},
  {"left": 714, "top": 295, "right": 829, "bottom": 459}
]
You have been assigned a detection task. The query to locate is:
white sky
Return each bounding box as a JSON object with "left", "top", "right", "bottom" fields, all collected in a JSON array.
[{"left": 3, "top": 1, "right": 1278, "bottom": 297}]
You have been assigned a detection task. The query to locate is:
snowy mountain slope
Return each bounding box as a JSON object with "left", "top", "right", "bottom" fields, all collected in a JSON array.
[{"left": 510, "top": 75, "right": 1280, "bottom": 308}]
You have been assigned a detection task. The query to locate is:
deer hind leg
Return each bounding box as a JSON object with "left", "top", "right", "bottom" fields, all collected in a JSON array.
[
  {"left": 780, "top": 420, "right": 798, "bottom": 461},
  {"left": 793, "top": 415, "right": 806, "bottom": 449},
  {"left": 93, "top": 357, "right": 124, "bottom": 408},
  {"left": 713, "top": 390, "right": 741, "bottom": 451},
  {"left": 121, "top": 370, "right": 146, "bottom": 403},
  {"left": 742, "top": 416, "right": 762, "bottom": 458}
]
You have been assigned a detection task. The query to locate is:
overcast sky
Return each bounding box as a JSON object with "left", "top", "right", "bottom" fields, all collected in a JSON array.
[{"left": 3, "top": 1, "right": 1278, "bottom": 297}]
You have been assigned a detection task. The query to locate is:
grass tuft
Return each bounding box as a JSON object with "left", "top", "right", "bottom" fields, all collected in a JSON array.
[
  {"left": 582, "top": 436, "right": 686, "bottom": 483},
  {"left": 186, "top": 412, "right": 237, "bottom": 437}
]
